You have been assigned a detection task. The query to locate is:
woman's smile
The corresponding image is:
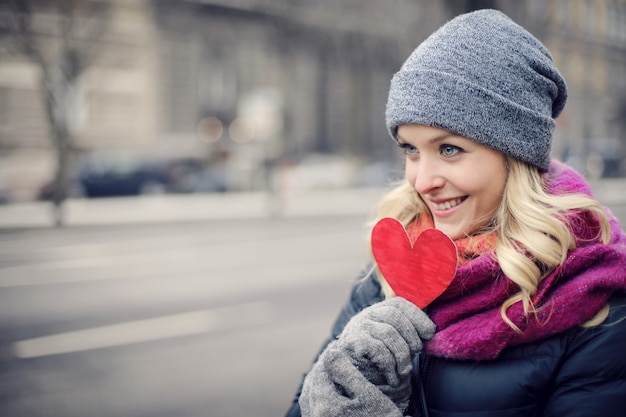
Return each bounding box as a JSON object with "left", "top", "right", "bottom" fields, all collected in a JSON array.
[
  {"left": 429, "top": 196, "right": 467, "bottom": 213},
  {"left": 398, "top": 124, "right": 508, "bottom": 239}
]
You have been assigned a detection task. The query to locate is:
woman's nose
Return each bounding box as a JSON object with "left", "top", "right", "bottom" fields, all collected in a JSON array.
[{"left": 410, "top": 159, "right": 445, "bottom": 195}]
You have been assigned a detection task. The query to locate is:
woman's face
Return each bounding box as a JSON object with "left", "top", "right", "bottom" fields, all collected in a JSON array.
[{"left": 398, "top": 124, "right": 508, "bottom": 240}]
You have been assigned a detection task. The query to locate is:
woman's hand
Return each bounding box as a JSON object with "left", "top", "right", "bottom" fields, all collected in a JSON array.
[
  {"left": 300, "top": 346, "right": 404, "bottom": 417},
  {"left": 299, "top": 297, "right": 435, "bottom": 416}
]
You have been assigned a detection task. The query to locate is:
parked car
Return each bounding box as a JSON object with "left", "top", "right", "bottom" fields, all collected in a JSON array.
[
  {"left": 153, "top": 157, "right": 207, "bottom": 193},
  {"left": 77, "top": 151, "right": 162, "bottom": 198},
  {"left": 36, "top": 150, "right": 219, "bottom": 199}
]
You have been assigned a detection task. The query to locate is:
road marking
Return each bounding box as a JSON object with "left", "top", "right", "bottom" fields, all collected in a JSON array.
[{"left": 12, "top": 301, "right": 272, "bottom": 359}]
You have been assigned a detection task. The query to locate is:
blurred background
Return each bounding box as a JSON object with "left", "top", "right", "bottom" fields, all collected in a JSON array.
[
  {"left": 0, "top": 0, "right": 625, "bottom": 416},
  {"left": 0, "top": 0, "right": 625, "bottom": 215}
]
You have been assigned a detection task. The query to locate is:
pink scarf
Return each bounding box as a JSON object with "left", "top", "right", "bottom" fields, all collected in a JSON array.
[{"left": 418, "top": 160, "right": 626, "bottom": 360}]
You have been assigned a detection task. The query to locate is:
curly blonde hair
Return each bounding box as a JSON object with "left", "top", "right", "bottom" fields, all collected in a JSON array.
[{"left": 372, "top": 157, "right": 611, "bottom": 330}]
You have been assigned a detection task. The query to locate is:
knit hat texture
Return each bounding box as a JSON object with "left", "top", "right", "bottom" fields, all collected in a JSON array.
[{"left": 385, "top": 9, "right": 567, "bottom": 171}]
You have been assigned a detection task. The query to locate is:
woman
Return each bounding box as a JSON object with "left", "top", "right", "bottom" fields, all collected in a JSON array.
[{"left": 285, "top": 9, "right": 626, "bottom": 417}]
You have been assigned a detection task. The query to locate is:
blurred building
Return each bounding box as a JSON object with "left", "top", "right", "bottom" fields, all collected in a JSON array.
[
  {"left": 151, "top": 0, "right": 447, "bottom": 190},
  {"left": 510, "top": 0, "right": 626, "bottom": 178},
  {"left": 0, "top": 0, "right": 160, "bottom": 200},
  {"left": 0, "top": 0, "right": 625, "bottom": 200}
]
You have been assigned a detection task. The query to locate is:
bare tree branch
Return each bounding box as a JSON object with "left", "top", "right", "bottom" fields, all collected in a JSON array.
[{"left": 0, "top": 0, "right": 111, "bottom": 226}]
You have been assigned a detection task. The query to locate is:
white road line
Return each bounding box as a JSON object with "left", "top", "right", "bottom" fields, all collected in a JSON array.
[{"left": 12, "top": 301, "right": 272, "bottom": 359}]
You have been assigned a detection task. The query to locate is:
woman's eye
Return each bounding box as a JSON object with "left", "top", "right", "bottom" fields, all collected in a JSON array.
[
  {"left": 440, "top": 144, "right": 461, "bottom": 157},
  {"left": 399, "top": 143, "right": 418, "bottom": 155}
]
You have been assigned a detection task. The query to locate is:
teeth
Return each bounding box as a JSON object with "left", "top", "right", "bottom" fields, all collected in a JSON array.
[{"left": 433, "top": 197, "right": 463, "bottom": 211}]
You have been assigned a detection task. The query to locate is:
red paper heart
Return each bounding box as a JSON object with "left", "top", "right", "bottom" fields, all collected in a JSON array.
[{"left": 371, "top": 217, "right": 457, "bottom": 309}]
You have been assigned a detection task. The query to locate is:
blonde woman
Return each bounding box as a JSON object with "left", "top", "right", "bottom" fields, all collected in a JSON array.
[{"left": 285, "top": 9, "right": 626, "bottom": 417}]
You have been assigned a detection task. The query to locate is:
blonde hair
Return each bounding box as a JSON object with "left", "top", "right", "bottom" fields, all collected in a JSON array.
[{"left": 372, "top": 157, "right": 612, "bottom": 330}]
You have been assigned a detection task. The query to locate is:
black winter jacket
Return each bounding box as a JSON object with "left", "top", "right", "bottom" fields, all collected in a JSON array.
[{"left": 285, "top": 272, "right": 626, "bottom": 417}]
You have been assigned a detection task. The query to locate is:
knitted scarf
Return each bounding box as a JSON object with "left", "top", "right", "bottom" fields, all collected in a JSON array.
[{"left": 408, "top": 160, "right": 626, "bottom": 360}]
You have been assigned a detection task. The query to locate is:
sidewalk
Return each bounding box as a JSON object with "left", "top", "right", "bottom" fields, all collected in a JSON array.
[
  {"left": 0, "top": 179, "right": 624, "bottom": 229},
  {"left": 0, "top": 188, "right": 386, "bottom": 228}
]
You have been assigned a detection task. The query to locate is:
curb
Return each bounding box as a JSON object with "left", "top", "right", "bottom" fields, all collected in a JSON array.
[
  {"left": 0, "top": 188, "right": 385, "bottom": 228},
  {"left": 0, "top": 180, "right": 624, "bottom": 229}
]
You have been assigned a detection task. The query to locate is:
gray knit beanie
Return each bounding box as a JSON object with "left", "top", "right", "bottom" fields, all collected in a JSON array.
[{"left": 385, "top": 9, "right": 567, "bottom": 171}]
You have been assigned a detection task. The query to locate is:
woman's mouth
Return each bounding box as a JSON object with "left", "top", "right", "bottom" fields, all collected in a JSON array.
[{"left": 432, "top": 197, "right": 467, "bottom": 211}]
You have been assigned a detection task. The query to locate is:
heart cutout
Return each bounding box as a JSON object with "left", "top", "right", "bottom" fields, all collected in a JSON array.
[{"left": 371, "top": 217, "right": 457, "bottom": 309}]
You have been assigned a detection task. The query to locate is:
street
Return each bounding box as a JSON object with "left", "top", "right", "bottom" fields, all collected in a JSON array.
[
  {"left": 1, "top": 200, "right": 625, "bottom": 417},
  {"left": 0, "top": 215, "right": 372, "bottom": 417}
]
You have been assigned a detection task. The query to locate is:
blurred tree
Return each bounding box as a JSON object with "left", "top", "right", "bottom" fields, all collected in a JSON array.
[{"left": 0, "top": 0, "right": 110, "bottom": 226}]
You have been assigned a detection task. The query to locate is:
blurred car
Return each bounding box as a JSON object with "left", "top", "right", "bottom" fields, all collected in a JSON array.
[
  {"left": 154, "top": 157, "right": 208, "bottom": 193},
  {"left": 76, "top": 151, "right": 217, "bottom": 198},
  {"left": 566, "top": 138, "right": 626, "bottom": 180},
  {"left": 76, "top": 151, "right": 160, "bottom": 198},
  {"left": 37, "top": 178, "right": 85, "bottom": 201},
  {"left": 35, "top": 150, "right": 219, "bottom": 199}
]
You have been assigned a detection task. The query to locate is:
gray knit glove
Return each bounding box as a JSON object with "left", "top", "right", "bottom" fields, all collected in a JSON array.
[
  {"left": 299, "top": 345, "right": 404, "bottom": 417},
  {"left": 299, "top": 297, "right": 435, "bottom": 416}
]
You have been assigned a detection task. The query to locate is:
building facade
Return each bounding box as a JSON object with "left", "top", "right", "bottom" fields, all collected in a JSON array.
[{"left": 0, "top": 0, "right": 625, "bottom": 200}]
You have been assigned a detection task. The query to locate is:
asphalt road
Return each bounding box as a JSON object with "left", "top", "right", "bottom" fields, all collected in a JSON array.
[
  {"left": 1, "top": 201, "right": 625, "bottom": 417},
  {"left": 0, "top": 215, "right": 373, "bottom": 417}
]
